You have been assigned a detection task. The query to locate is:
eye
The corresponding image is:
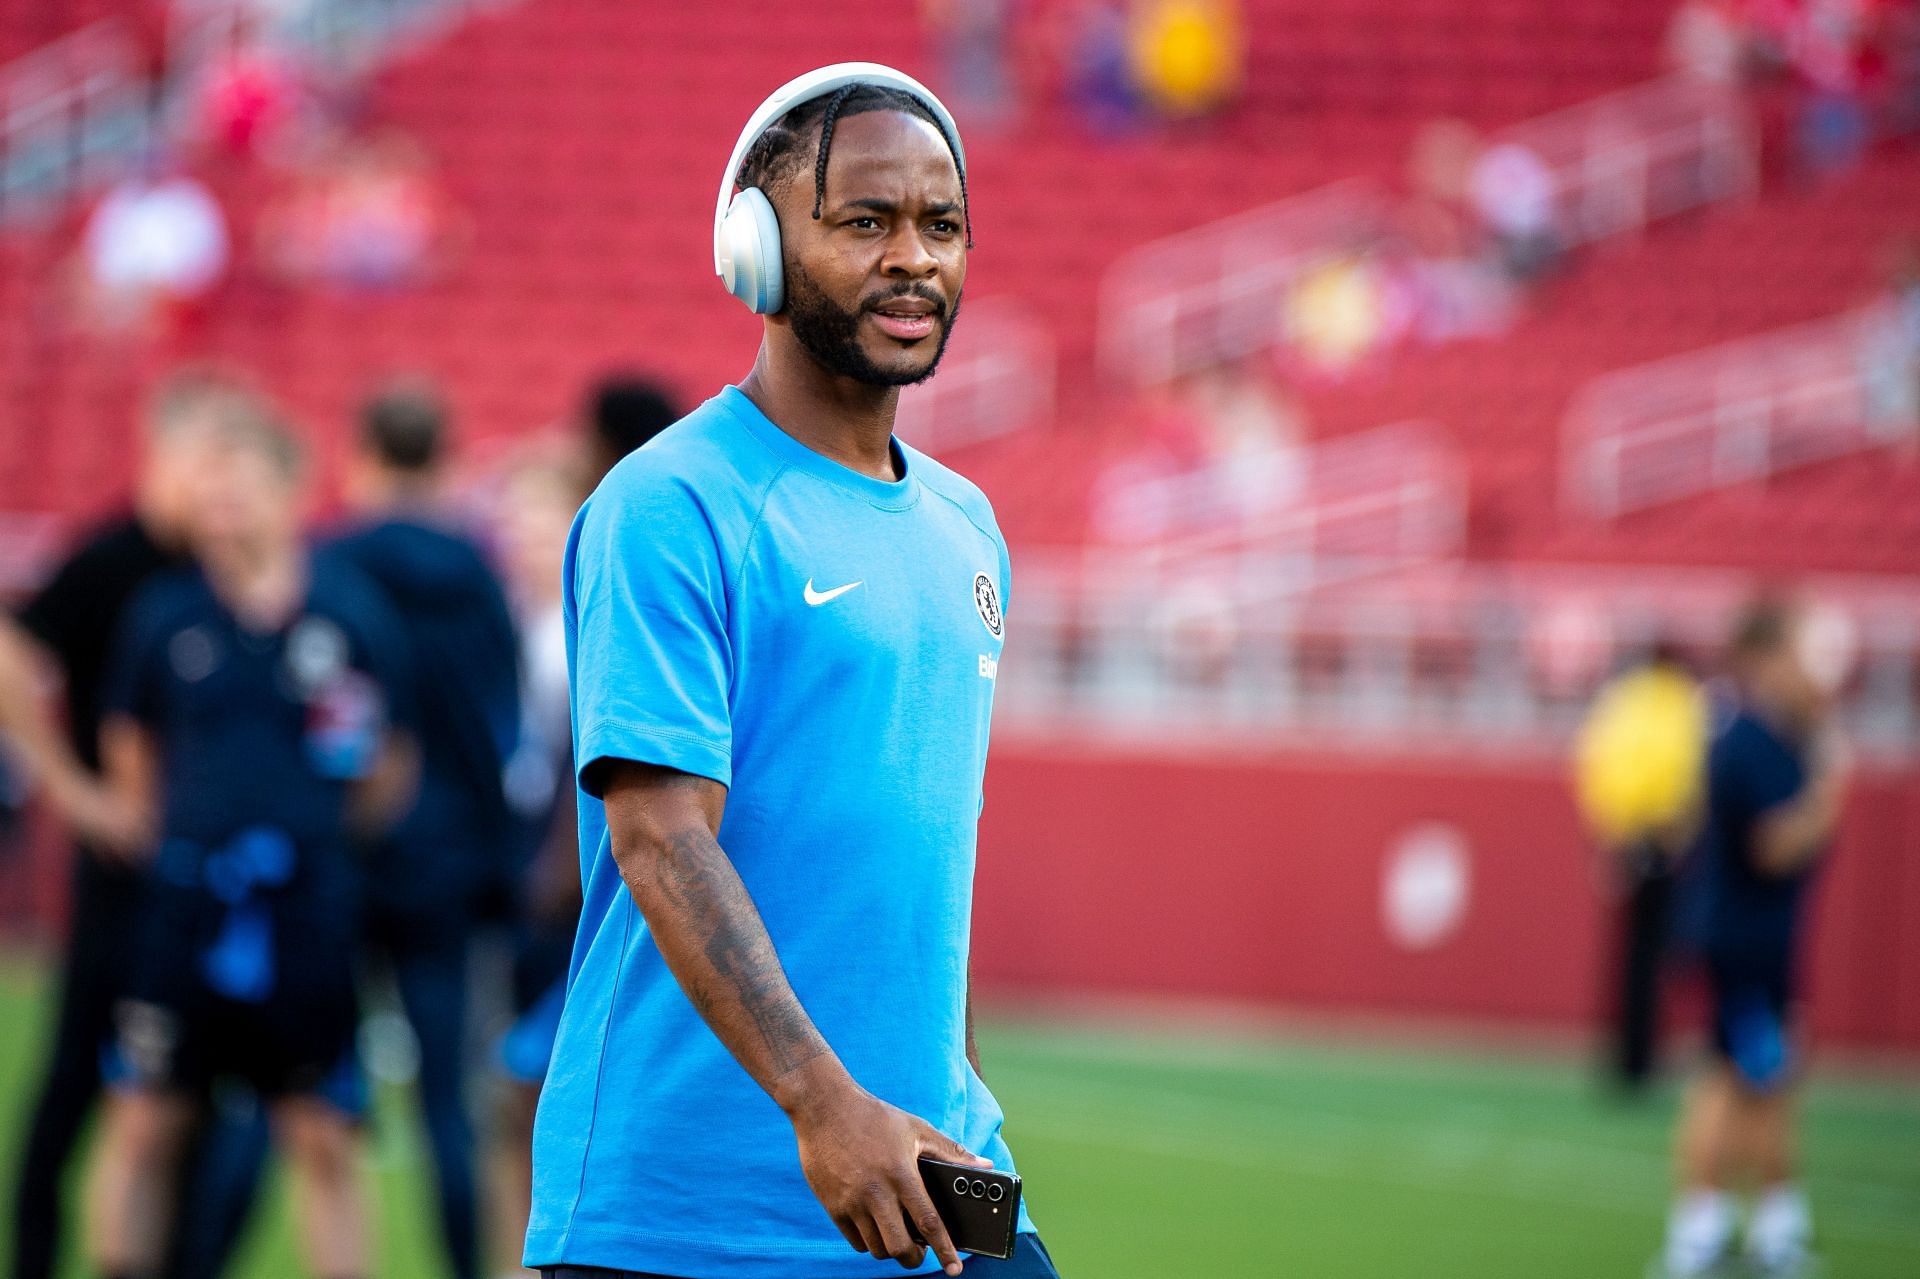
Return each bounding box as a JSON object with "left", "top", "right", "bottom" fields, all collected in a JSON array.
[
  {"left": 845, "top": 216, "right": 881, "bottom": 231},
  {"left": 928, "top": 219, "right": 961, "bottom": 237}
]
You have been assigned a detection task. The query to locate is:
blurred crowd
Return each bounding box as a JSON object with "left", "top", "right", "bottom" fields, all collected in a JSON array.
[
  {"left": 0, "top": 366, "right": 679, "bottom": 1279},
  {"left": 922, "top": 0, "right": 1247, "bottom": 134},
  {"left": 1664, "top": 0, "right": 1920, "bottom": 176},
  {"left": 65, "top": 1, "right": 465, "bottom": 344}
]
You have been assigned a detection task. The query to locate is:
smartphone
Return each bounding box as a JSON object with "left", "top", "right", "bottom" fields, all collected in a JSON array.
[{"left": 912, "top": 1157, "right": 1022, "bottom": 1261}]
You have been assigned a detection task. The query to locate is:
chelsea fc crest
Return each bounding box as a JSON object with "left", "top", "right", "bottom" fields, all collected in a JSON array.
[{"left": 972, "top": 571, "right": 1002, "bottom": 638}]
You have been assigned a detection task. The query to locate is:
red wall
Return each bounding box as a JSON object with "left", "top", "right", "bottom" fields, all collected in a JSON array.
[{"left": 973, "top": 743, "right": 1920, "bottom": 1052}]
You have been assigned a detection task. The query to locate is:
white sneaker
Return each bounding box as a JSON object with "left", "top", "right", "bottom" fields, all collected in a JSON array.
[
  {"left": 1747, "top": 1183, "right": 1817, "bottom": 1277},
  {"left": 1746, "top": 1244, "right": 1823, "bottom": 1279},
  {"left": 1659, "top": 1191, "right": 1737, "bottom": 1278}
]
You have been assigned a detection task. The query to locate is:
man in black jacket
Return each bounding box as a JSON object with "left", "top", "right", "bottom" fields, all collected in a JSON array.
[{"left": 320, "top": 380, "right": 521, "bottom": 1279}]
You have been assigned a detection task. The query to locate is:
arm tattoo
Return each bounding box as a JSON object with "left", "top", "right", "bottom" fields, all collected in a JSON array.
[
  {"left": 965, "top": 969, "right": 983, "bottom": 1079},
  {"left": 628, "top": 825, "right": 829, "bottom": 1080}
]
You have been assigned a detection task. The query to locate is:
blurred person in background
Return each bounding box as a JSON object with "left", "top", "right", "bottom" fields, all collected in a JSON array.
[
  {"left": 185, "top": 5, "right": 308, "bottom": 160},
  {"left": 489, "top": 449, "right": 589, "bottom": 1279},
  {"left": 260, "top": 128, "right": 468, "bottom": 292},
  {"left": 80, "top": 405, "right": 416, "bottom": 1279},
  {"left": 0, "top": 372, "right": 246, "bottom": 1279},
  {"left": 1468, "top": 138, "right": 1561, "bottom": 283},
  {"left": 1665, "top": 0, "right": 1752, "bottom": 85},
  {"left": 75, "top": 159, "right": 230, "bottom": 340},
  {"left": 1128, "top": 0, "right": 1244, "bottom": 120},
  {"left": 319, "top": 380, "right": 522, "bottom": 1279},
  {"left": 922, "top": 0, "right": 1018, "bottom": 131},
  {"left": 1058, "top": 0, "right": 1143, "bottom": 133},
  {"left": 1572, "top": 641, "right": 1708, "bottom": 1094},
  {"left": 1790, "top": 0, "right": 1875, "bottom": 181},
  {"left": 1399, "top": 119, "right": 1521, "bottom": 341},
  {"left": 489, "top": 380, "right": 677, "bottom": 1279},
  {"left": 1660, "top": 600, "right": 1848, "bottom": 1279},
  {"left": 581, "top": 373, "right": 683, "bottom": 489}
]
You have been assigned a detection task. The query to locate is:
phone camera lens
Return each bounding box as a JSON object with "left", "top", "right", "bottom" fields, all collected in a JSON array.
[
  {"left": 953, "top": 1176, "right": 970, "bottom": 1196},
  {"left": 970, "top": 1180, "right": 987, "bottom": 1198},
  {"left": 987, "top": 1182, "right": 1005, "bottom": 1202}
]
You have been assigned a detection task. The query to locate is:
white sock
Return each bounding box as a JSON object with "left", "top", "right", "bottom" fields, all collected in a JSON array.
[
  {"left": 1748, "top": 1182, "right": 1812, "bottom": 1266},
  {"left": 1665, "top": 1189, "right": 1736, "bottom": 1275}
]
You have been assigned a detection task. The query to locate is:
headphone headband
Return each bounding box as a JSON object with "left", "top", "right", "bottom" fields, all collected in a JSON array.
[{"left": 711, "top": 61, "right": 966, "bottom": 279}]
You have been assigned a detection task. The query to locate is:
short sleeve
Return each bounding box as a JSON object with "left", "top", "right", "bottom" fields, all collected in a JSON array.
[
  {"left": 15, "top": 547, "right": 94, "bottom": 656},
  {"left": 1709, "top": 724, "right": 1803, "bottom": 859},
  {"left": 999, "top": 535, "right": 1013, "bottom": 623},
  {"left": 566, "top": 474, "right": 733, "bottom": 796}
]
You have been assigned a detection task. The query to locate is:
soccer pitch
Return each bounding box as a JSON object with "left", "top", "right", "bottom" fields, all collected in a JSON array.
[{"left": 3, "top": 961, "right": 1916, "bottom": 1279}]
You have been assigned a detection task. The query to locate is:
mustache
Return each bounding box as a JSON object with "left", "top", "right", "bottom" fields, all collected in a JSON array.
[{"left": 860, "top": 284, "right": 949, "bottom": 319}]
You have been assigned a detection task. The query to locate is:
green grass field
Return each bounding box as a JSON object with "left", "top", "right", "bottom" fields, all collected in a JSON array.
[{"left": 3, "top": 959, "right": 1916, "bottom": 1279}]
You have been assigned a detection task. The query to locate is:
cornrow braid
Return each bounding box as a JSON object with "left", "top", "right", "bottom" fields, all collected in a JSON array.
[
  {"left": 811, "top": 84, "right": 858, "bottom": 223},
  {"left": 735, "top": 83, "right": 972, "bottom": 248}
]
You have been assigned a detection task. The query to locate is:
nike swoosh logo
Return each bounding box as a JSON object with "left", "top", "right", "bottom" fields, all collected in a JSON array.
[{"left": 803, "top": 578, "right": 863, "bottom": 606}]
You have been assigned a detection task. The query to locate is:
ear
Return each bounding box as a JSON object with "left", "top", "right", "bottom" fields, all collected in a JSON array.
[{"left": 718, "top": 187, "right": 785, "bottom": 314}]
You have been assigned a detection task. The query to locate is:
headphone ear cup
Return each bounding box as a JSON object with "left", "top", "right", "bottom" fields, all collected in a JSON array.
[{"left": 718, "top": 188, "right": 784, "bottom": 314}]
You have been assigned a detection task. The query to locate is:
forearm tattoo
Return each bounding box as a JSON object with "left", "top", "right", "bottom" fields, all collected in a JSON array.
[{"left": 631, "top": 826, "right": 829, "bottom": 1080}]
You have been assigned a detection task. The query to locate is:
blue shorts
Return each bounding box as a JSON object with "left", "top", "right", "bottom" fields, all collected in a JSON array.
[
  {"left": 498, "top": 976, "right": 567, "bottom": 1086},
  {"left": 102, "top": 995, "right": 367, "bottom": 1115},
  {"left": 1707, "top": 948, "right": 1796, "bottom": 1092}
]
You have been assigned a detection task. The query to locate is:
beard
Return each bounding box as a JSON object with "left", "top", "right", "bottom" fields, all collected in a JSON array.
[{"left": 782, "top": 261, "right": 962, "bottom": 388}]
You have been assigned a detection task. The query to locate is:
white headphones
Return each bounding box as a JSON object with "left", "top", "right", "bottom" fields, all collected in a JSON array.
[{"left": 713, "top": 62, "right": 967, "bottom": 315}]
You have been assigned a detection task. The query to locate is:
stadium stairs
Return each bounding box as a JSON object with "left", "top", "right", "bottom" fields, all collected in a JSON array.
[{"left": 1280, "top": 139, "right": 1920, "bottom": 576}]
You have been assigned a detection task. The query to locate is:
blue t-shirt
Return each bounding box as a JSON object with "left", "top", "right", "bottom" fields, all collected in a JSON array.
[
  {"left": 319, "top": 517, "right": 521, "bottom": 914},
  {"left": 527, "top": 386, "right": 1027, "bottom": 1277},
  {"left": 103, "top": 561, "right": 409, "bottom": 913},
  {"left": 1693, "top": 703, "right": 1820, "bottom": 963}
]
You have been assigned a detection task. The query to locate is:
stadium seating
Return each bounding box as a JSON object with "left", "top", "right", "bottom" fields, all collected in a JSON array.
[{"left": 0, "top": 0, "right": 1914, "bottom": 583}]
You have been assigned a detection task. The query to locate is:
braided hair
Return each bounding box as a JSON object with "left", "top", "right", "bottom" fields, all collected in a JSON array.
[{"left": 734, "top": 83, "right": 972, "bottom": 247}]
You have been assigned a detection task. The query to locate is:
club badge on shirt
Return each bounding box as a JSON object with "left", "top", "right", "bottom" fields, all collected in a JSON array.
[
  {"left": 283, "top": 616, "right": 383, "bottom": 780},
  {"left": 973, "top": 571, "right": 1002, "bottom": 638}
]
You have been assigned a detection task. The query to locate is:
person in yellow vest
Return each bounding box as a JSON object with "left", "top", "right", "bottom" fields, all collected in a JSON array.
[
  {"left": 1573, "top": 642, "right": 1708, "bottom": 1092},
  {"left": 1128, "top": 0, "right": 1244, "bottom": 119}
]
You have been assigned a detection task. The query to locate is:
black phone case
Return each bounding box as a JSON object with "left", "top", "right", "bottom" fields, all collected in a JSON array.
[{"left": 913, "top": 1157, "right": 1021, "bottom": 1261}]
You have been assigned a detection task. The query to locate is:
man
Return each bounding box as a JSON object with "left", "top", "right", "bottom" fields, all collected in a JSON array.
[
  {"left": 581, "top": 374, "right": 682, "bottom": 488},
  {"left": 527, "top": 64, "right": 1056, "bottom": 1278},
  {"left": 0, "top": 372, "right": 240, "bottom": 1279},
  {"left": 320, "top": 380, "right": 522, "bottom": 1279},
  {"left": 1572, "top": 642, "right": 1706, "bottom": 1092},
  {"left": 491, "top": 389, "right": 677, "bottom": 1279},
  {"left": 1661, "top": 601, "right": 1846, "bottom": 1278},
  {"left": 82, "top": 406, "right": 416, "bottom": 1279}
]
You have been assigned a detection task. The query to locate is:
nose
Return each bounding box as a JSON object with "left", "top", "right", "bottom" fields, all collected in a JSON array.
[{"left": 880, "top": 224, "right": 939, "bottom": 281}]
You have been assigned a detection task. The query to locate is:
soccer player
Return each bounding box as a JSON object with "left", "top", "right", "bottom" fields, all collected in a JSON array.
[
  {"left": 1661, "top": 600, "right": 1846, "bottom": 1279},
  {"left": 321, "top": 379, "right": 522, "bottom": 1279},
  {"left": 81, "top": 407, "right": 416, "bottom": 1279},
  {"left": 527, "top": 65, "right": 1057, "bottom": 1278},
  {"left": 0, "top": 372, "right": 245, "bottom": 1279}
]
